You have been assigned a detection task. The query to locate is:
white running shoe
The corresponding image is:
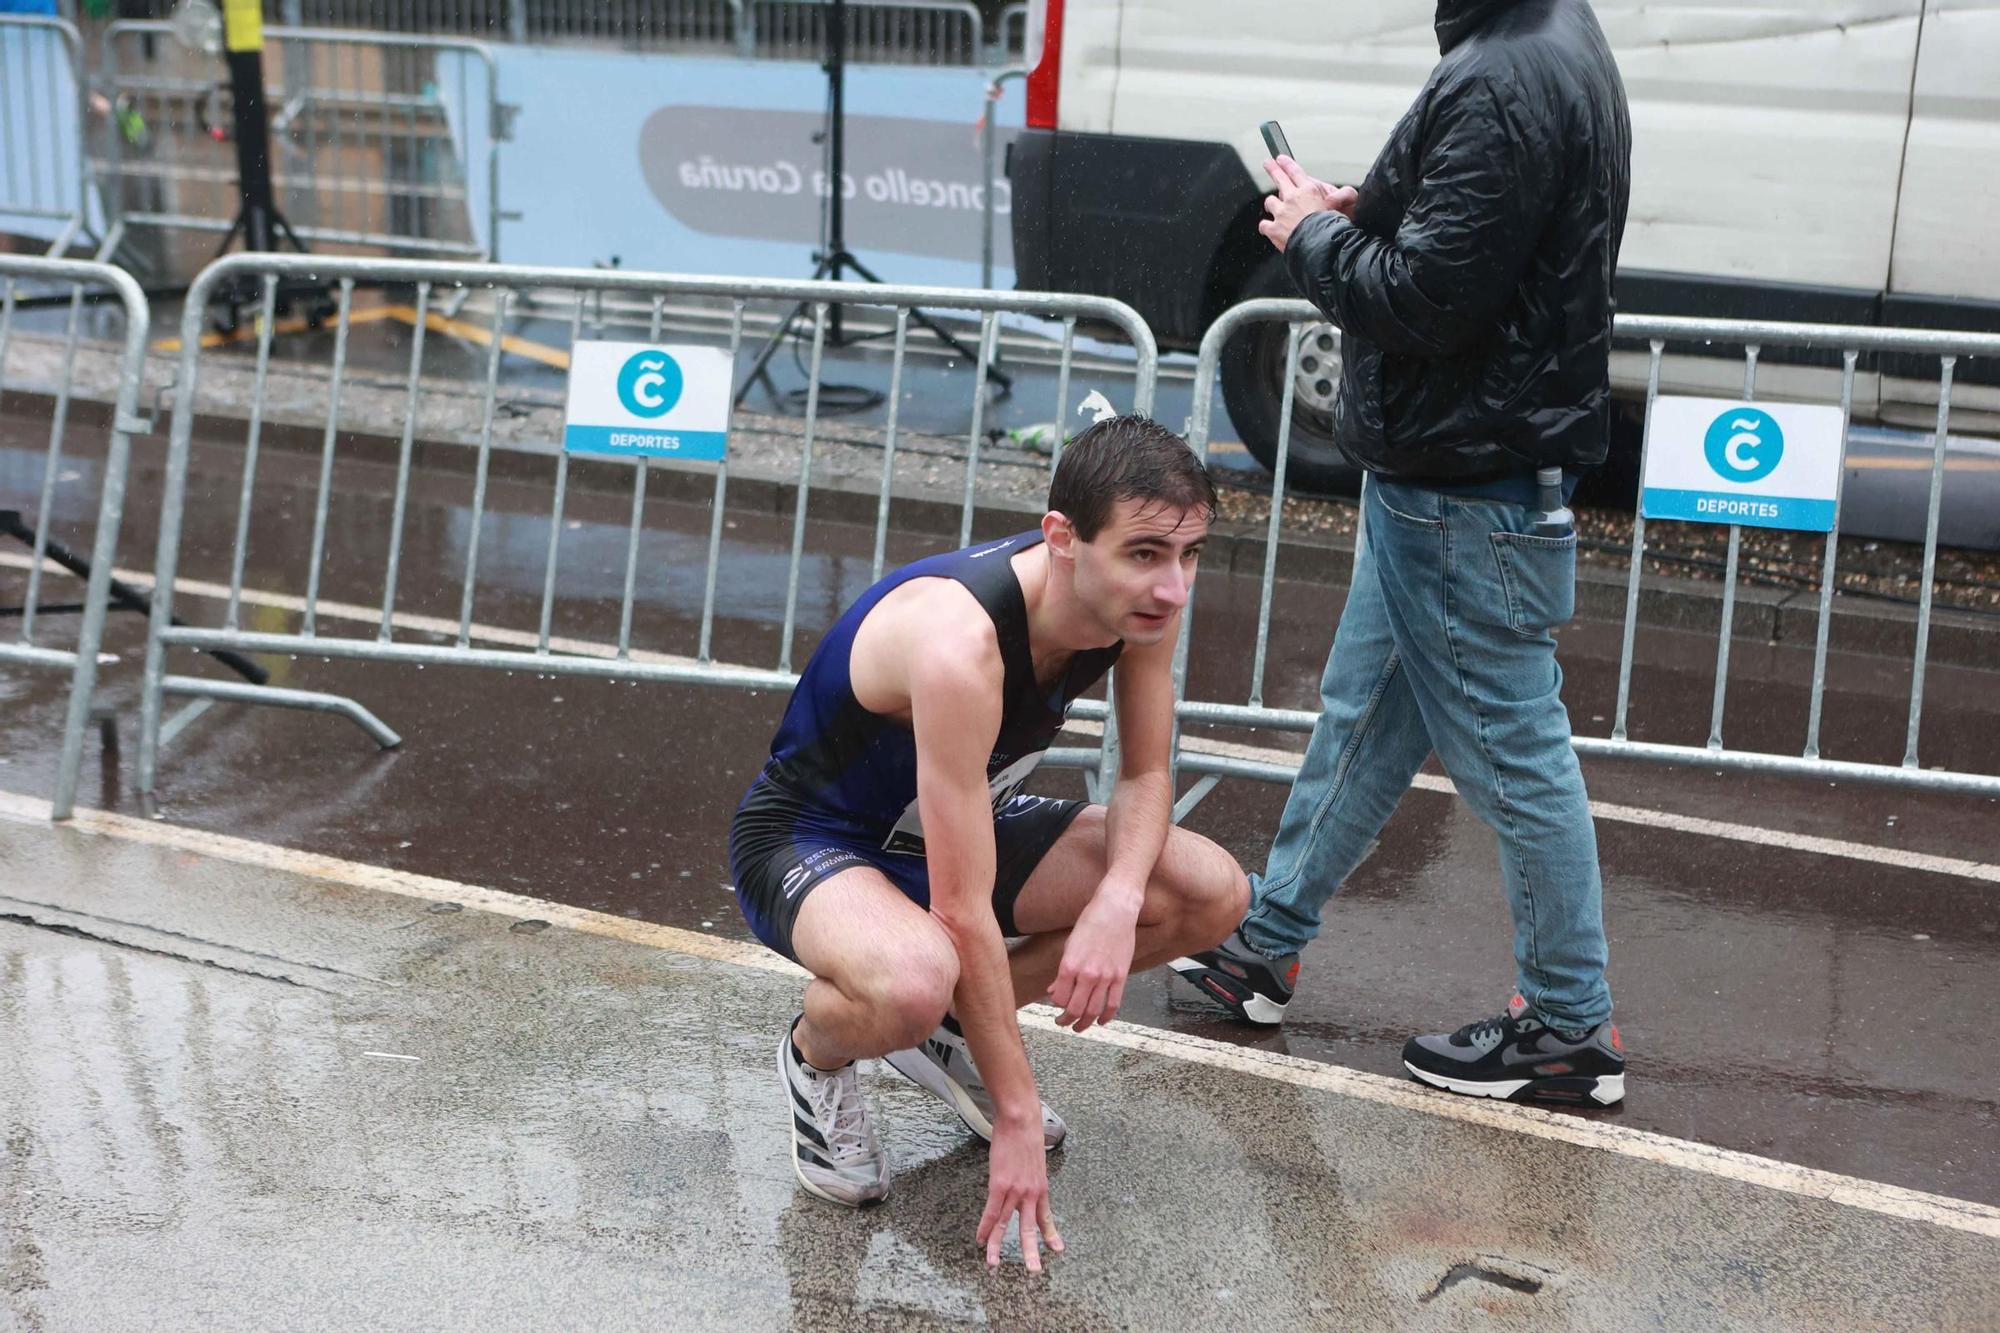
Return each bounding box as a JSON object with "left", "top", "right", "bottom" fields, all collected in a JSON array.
[
  {"left": 884, "top": 1020, "right": 1067, "bottom": 1151},
  {"left": 779, "top": 1019, "right": 890, "bottom": 1207}
]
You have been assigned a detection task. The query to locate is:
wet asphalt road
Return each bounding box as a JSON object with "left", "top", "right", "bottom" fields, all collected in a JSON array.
[
  {"left": 7, "top": 816, "right": 1996, "bottom": 1330},
  {"left": 4, "top": 409, "right": 1997, "bottom": 1223}
]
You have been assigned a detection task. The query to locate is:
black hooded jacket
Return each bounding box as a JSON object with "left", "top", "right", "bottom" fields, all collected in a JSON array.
[{"left": 1284, "top": 0, "right": 1631, "bottom": 482}]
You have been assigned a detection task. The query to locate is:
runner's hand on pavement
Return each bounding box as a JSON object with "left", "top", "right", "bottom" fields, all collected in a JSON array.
[
  {"left": 1049, "top": 893, "right": 1136, "bottom": 1030},
  {"left": 1259, "top": 155, "right": 1359, "bottom": 252},
  {"left": 977, "top": 1117, "right": 1064, "bottom": 1270}
]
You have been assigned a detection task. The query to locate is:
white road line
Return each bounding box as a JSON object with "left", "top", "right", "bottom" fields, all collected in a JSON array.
[
  {"left": 0, "top": 787, "right": 802, "bottom": 978},
  {"left": 0, "top": 551, "right": 744, "bottom": 675},
  {"left": 9, "top": 549, "right": 1997, "bottom": 885},
  {"left": 1058, "top": 720, "right": 2000, "bottom": 886},
  {"left": 1542, "top": 786, "right": 2000, "bottom": 884},
  {"left": 4, "top": 786, "right": 1997, "bottom": 1242}
]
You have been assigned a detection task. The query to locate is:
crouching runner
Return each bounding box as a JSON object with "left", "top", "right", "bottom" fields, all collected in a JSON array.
[{"left": 729, "top": 415, "right": 1248, "bottom": 1269}]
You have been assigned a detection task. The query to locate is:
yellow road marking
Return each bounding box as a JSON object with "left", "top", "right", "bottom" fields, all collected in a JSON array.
[
  {"left": 407, "top": 305, "right": 571, "bottom": 370},
  {"left": 152, "top": 302, "right": 572, "bottom": 371},
  {"left": 1847, "top": 455, "right": 2000, "bottom": 472},
  {"left": 153, "top": 304, "right": 405, "bottom": 353}
]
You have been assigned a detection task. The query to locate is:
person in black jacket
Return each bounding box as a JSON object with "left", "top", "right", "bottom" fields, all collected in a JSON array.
[{"left": 1172, "top": 0, "right": 1631, "bottom": 1106}]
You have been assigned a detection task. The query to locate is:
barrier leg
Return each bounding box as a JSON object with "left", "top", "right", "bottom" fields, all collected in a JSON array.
[{"left": 161, "top": 675, "right": 402, "bottom": 750}]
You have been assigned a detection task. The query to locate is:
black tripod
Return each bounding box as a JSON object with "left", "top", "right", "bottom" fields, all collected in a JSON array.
[
  {"left": 209, "top": 3, "right": 329, "bottom": 333},
  {"left": 0, "top": 510, "right": 268, "bottom": 685},
  {"left": 735, "top": 0, "right": 1010, "bottom": 407}
]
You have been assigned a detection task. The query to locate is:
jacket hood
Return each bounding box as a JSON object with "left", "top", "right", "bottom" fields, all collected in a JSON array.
[{"left": 1436, "top": 0, "right": 1523, "bottom": 53}]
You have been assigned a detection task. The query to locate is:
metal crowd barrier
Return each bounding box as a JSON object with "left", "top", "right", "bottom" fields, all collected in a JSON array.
[
  {"left": 267, "top": 0, "right": 518, "bottom": 36},
  {"left": 741, "top": 0, "right": 986, "bottom": 65},
  {"left": 96, "top": 22, "right": 504, "bottom": 262},
  {"left": 979, "top": 65, "right": 1024, "bottom": 291},
  {"left": 0, "top": 256, "right": 149, "bottom": 820},
  {"left": 136, "top": 253, "right": 1156, "bottom": 801},
  {"left": 247, "top": 0, "right": 992, "bottom": 64},
  {"left": 997, "top": 2, "right": 1027, "bottom": 57},
  {"left": 0, "top": 15, "right": 92, "bottom": 257},
  {"left": 1155, "top": 298, "right": 2000, "bottom": 808}
]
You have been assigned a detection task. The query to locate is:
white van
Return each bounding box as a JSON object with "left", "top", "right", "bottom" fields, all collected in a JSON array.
[{"left": 1007, "top": 0, "right": 2000, "bottom": 492}]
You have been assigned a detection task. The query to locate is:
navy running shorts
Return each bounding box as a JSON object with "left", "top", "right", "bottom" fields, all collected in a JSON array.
[{"left": 729, "top": 776, "right": 1088, "bottom": 963}]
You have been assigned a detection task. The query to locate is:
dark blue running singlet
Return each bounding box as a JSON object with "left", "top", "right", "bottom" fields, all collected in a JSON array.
[
  {"left": 770, "top": 527, "right": 1119, "bottom": 852},
  {"left": 729, "top": 530, "right": 1122, "bottom": 958}
]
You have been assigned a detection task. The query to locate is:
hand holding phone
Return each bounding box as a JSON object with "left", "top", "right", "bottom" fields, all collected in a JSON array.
[
  {"left": 1256, "top": 123, "right": 1360, "bottom": 251},
  {"left": 1259, "top": 120, "right": 1293, "bottom": 162},
  {"left": 1258, "top": 121, "right": 1358, "bottom": 221}
]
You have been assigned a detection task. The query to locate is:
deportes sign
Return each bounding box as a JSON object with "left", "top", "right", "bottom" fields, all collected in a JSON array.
[
  {"left": 563, "top": 343, "right": 732, "bottom": 461},
  {"left": 1640, "top": 396, "right": 1846, "bottom": 532}
]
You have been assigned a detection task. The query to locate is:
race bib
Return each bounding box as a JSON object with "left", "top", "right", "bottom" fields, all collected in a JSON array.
[{"left": 881, "top": 750, "right": 1046, "bottom": 857}]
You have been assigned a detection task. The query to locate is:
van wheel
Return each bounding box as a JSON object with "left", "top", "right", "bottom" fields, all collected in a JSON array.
[{"left": 1217, "top": 257, "right": 1361, "bottom": 497}]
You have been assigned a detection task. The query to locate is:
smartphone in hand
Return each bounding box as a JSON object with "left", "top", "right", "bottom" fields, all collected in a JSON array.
[{"left": 1259, "top": 120, "right": 1293, "bottom": 162}]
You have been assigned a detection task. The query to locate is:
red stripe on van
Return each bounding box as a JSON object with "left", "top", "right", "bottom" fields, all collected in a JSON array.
[{"left": 1027, "top": 0, "right": 1064, "bottom": 130}]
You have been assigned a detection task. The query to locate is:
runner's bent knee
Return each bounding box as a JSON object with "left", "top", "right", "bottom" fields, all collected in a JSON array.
[
  {"left": 854, "top": 936, "right": 957, "bottom": 1049},
  {"left": 1152, "top": 827, "right": 1249, "bottom": 938}
]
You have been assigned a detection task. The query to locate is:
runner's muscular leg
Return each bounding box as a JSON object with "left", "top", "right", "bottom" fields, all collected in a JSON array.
[
  {"left": 1003, "top": 806, "right": 1248, "bottom": 1007},
  {"left": 790, "top": 865, "right": 959, "bottom": 1069}
]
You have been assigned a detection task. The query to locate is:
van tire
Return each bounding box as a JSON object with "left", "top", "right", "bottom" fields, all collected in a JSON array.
[{"left": 1217, "top": 255, "right": 1361, "bottom": 497}]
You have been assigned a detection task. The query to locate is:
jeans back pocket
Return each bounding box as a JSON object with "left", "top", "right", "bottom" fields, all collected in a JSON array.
[{"left": 1490, "top": 529, "right": 1578, "bottom": 637}]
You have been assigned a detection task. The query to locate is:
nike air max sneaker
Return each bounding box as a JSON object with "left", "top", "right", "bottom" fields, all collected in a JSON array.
[
  {"left": 883, "top": 1017, "right": 1067, "bottom": 1150},
  {"left": 780, "top": 1018, "right": 891, "bottom": 1207},
  {"left": 1168, "top": 928, "right": 1300, "bottom": 1025},
  {"left": 1402, "top": 994, "right": 1626, "bottom": 1106}
]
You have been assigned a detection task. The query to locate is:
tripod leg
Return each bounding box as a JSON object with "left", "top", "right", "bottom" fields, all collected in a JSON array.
[
  {"left": 731, "top": 256, "right": 839, "bottom": 408},
  {"left": 213, "top": 210, "right": 245, "bottom": 258},
  {"left": 733, "top": 298, "right": 809, "bottom": 408},
  {"left": 841, "top": 256, "right": 1014, "bottom": 392},
  {"left": 0, "top": 511, "right": 271, "bottom": 687},
  {"left": 271, "top": 207, "right": 312, "bottom": 254}
]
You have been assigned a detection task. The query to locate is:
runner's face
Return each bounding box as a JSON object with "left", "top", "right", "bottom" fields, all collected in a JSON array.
[{"left": 1074, "top": 499, "right": 1209, "bottom": 645}]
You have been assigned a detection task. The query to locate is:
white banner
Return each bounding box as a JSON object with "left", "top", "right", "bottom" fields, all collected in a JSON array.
[
  {"left": 563, "top": 342, "right": 733, "bottom": 461},
  {"left": 1641, "top": 396, "right": 1846, "bottom": 531}
]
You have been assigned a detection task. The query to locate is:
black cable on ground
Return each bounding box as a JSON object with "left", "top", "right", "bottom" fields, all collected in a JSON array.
[{"left": 765, "top": 309, "right": 887, "bottom": 416}]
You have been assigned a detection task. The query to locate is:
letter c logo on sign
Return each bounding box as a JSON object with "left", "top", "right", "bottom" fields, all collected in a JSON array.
[
  {"left": 1703, "top": 406, "right": 1784, "bottom": 484},
  {"left": 617, "top": 350, "right": 683, "bottom": 419}
]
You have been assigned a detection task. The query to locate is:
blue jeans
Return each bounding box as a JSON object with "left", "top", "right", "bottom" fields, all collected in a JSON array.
[{"left": 1241, "top": 476, "right": 1613, "bottom": 1029}]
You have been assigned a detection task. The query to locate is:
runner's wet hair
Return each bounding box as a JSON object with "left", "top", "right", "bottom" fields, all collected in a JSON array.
[{"left": 1047, "top": 415, "right": 1218, "bottom": 541}]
